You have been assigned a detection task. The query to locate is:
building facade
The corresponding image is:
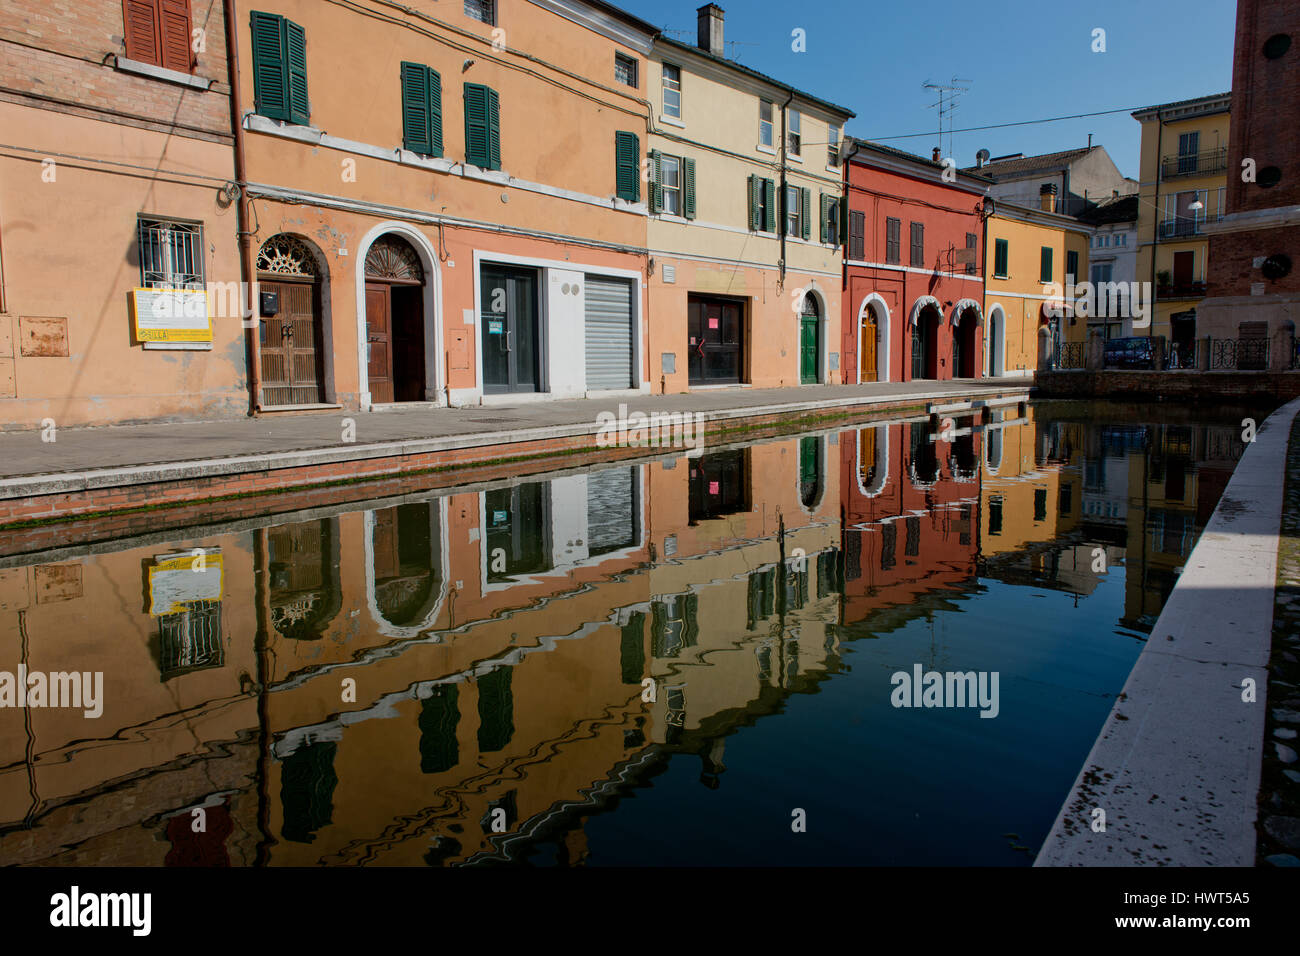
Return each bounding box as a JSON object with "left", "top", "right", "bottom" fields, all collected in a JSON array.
[
  {"left": 1132, "top": 93, "right": 1232, "bottom": 357},
  {"left": 982, "top": 194, "right": 1091, "bottom": 376},
  {"left": 1076, "top": 195, "right": 1140, "bottom": 340},
  {"left": 964, "top": 145, "right": 1137, "bottom": 218},
  {"left": 232, "top": 0, "right": 658, "bottom": 412},
  {"left": 646, "top": 6, "right": 854, "bottom": 392},
  {"left": 0, "top": 0, "right": 244, "bottom": 428},
  {"left": 1200, "top": 0, "right": 1300, "bottom": 368},
  {"left": 841, "top": 141, "right": 987, "bottom": 385}
]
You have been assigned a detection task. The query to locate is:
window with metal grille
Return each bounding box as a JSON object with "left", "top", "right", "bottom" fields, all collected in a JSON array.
[
  {"left": 464, "top": 0, "right": 494, "bottom": 25},
  {"left": 909, "top": 221, "right": 924, "bottom": 267},
  {"left": 885, "top": 217, "right": 900, "bottom": 264},
  {"left": 614, "top": 52, "right": 637, "bottom": 88},
  {"left": 138, "top": 217, "right": 204, "bottom": 288}
]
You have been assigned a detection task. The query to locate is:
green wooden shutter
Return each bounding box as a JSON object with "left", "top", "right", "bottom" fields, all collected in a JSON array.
[
  {"left": 748, "top": 175, "right": 760, "bottom": 231},
  {"left": 995, "top": 238, "right": 1009, "bottom": 277},
  {"left": 1040, "top": 246, "right": 1053, "bottom": 283},
  {"left": 649, "top": 149, "right": 663, "bottom": 214},
  {"left": 464, "top": 83, "right": 489, "bottom": 167},
  {"left": 615, "top": 132, "right": 640, "bottom": 202},
  {"left": 284, "top": 19, "right": 309, "bottom": 125},
  {"left": 682, "top": 156, "right": 696, "bottom": 219},
  {"left": 401, "top": 62, "right": 431, "bottom": 154},
  {"left": 819, "top": 194, "right": 831, "bottom": 244},
  {"left": 801, "top": 187, "right": 811, "bottom": 240},
  {"left": 250, "top": 11, "right": 288, "bottom": 121},
  {"left": 428, "top": 69, "right": 443, "bottom": 157},
  {"left": 763, "top": 179, "right": 776, "bottom": 232},
  {"left": 486, "top": 87, "right": 501, "bottom": 170}
]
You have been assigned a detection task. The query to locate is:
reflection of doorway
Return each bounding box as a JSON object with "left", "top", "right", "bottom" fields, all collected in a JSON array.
[
  {"left": 799, "top": 294, "right": 820, "bottom": 384},
  {"left": 799, "top": 436, "right": 822, "bottom": 507},
  {"left": 364, "top": 234, "right": 426, "bottom": 403},
  {"left": 481, "top": 265, "right": 540, "bottom": 394},
  {"left": 371, "top": 503, "right": 439, "bottom": 626},
  {"left": 267, "top": 517, "right": 342, "bottom": 640},
  {"left": 912, "top": 306, "right": 940, "bottom": 380},
  {"left": 485, "top": 483, "right": 551, "bottom": 581},
  {"left": 688, "top": 294, "right": 743, "bottom": 385},
  {"left": 257, "top": 234, "right": 326, "bottom": 406},
  {"left": 859, "top": 305, "right": 878, "bottom": 382},
  {"left": 688, "top": 449, "right": 749, "bottom": 523}
]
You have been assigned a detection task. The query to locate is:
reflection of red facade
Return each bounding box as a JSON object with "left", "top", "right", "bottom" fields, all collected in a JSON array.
[
  {"left": 838, "top": 422, "right": 981, "bottom": 623},
  {"left": 842, "top": 141, "right": 988, "bottom": 384}
]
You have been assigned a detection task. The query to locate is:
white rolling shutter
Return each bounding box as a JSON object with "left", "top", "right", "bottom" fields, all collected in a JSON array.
[{"left": 584, "top": 276, "right": 633, "bottom": 390}]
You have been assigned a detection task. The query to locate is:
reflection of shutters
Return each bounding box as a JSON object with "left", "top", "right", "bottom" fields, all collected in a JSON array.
[
  {"left": 620, "top": 612, "right": 645, "bottom": 684},
  {"left": 587, "top": 466, "right": 636, "bottom": 554},
  {"left": 280, "top": 741, "right": 338, "bottom": 844},
  {"left": 477, "top": 667, "right": 514, "bottom": 753},
  {"left": 419, "top": 685, "right": 459, "bottom": 774},
  {"left": 584, "top": 276, "right": 634, "bottom": 390}
]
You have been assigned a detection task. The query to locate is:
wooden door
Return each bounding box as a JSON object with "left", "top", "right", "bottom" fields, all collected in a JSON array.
[
  {"left": 1172, "top": 250, "right": 1195, "bottom": 289},
  {"left": 800, "top": 316, "right": 818, "bottom": 384},
  {"left": 365, "top": 283, "right": 394, "bottom": 403},
  {"left": 259, "top": 280, "right": 323, "bottom": 406},
  {"left": 860, "top": 312, "right": 877, "bottom": 382}
]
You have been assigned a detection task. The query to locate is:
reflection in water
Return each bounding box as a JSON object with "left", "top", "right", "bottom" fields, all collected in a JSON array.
[{"left": 0, "top": 405, "right": 1256, "bottom": 866}]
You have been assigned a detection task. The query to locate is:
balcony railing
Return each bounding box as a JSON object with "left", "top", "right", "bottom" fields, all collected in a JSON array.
[
  {"left": 1156, "top": 280, "right": 1207, "bottom": 299},
  {"left": 1159, "top": 218, "right": 1205, "bottom": 239},
  {"left": 1161, "top": 147, "right": 1228, "bottom": 179}
]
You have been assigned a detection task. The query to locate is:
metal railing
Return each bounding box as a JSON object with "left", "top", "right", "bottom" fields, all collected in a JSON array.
[
  {"left": 1158, "top": 219, "right": 1205, "bottom": 239},
  {"left": 1054, "top": 341, "right": 1087, "bottom": 369},
  {"left": 1161, "top": 147, "right": 1228, "bottom": 179},
  {"left": 1210, "top": 337, "right": 1269, "bottom": 370}
]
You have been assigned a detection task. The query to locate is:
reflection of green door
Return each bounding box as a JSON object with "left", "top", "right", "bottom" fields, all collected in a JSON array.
[{"left": 800, "top": 316, "right": 818, "bottom": 384}]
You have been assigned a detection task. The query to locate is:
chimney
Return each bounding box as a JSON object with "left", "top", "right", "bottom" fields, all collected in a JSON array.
[
  {"left": 932, "top": 146, "right": 941, "bottom": 163},
  {"left": 1039, "top": 182, "right": 1057, "bottom": 213},
  {"left": 697, "top": 4, "right": 725, "bottom": 56},
  {"left": 1087, "top": 133, "right": 1093, "bottom": 149}
]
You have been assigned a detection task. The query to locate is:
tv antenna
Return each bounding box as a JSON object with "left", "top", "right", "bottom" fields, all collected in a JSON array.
[
  {"left": 660, "top": 27, "right": 758, "bottom": 61},
  {"left": 923, "top": 77, "right": 972, "bottom": 160}
]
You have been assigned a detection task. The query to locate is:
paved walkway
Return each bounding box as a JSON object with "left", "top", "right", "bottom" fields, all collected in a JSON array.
[
  {"left": 1035, "top": 396, "right": 1300, "bottom": 866},
  {"left": 0, "top": 378, "right": 1028, "bottom": 495}
]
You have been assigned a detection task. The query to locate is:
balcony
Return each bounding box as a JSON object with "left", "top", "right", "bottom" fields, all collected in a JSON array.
[
  {"left": 1158, "top": 218, "right": 1206, "bottom": 239},
  {"left": 1161, "top": 147, "right": 1228, "bottom": 179},
  {"left": 1156, "top": 280, "right": 1207, "bottom": 299}
]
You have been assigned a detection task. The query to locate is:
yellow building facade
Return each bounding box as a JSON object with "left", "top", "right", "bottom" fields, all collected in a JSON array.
[
  {"left": 1132, "top": 93, "right": 1231, "bottom": 353},
  {"left": 983, "top": 198, "right": 1092, "bottom": 376}
]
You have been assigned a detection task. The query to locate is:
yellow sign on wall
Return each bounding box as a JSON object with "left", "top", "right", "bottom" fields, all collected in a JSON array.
[{"left": 131, "top": 287, "right": 213, "bottom": 348}]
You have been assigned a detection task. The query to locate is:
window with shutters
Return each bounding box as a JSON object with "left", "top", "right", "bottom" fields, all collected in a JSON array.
[
  {"left": 885, "top": 217, "right": 900, "bottom": 264},
  {"left": 122, "top": 1, "right": 195, "bottom": 73},
  {"left": 909, "top": 221, "right": 924, "bottom": 267},
  {"left": 849, "top": 210, "right": 865, "bottom": 261},
  {"left": 1040, "top": 246, "right": 1053, "bottom": 283},
  {"left": 138, "top": 217, "right": 205, "bottom": 288},
  {"left": 464, "top": 0, "right": 495, "bottom": 26},
  {"left": 463, "top": 83, "right": 501, "bottom": 170},
  {"left": 965, "top": 233, "right": 977, "bottom": 274},
  {"left": 400, "top": 62, "right": 443, "bottom": 157},
  {"left": 615, "top": 132, "right": 639, "bottom": 202},
  {"left": 614, "top": 53, "right": 638, "bottom": 88},
  {"left": 994, "top": 238, "right": 1009, "bottom": 278},
  {"left": 785, "top": 186, "right": 801, "bottom": 236},
  {"left": 1066, "top": 249, "right": 1079, "bottom": 284},
  {"left": 820, "top": 194, "right": 840, "bottom": 246},
  {"left": 660, "top": 155, "right": 682, "bottom": 216},
  {"left": 251, "top": 11, "right": 310, "bottom": 125},
  {"left": 662, "top": 64, "right": 681, "bottom": 119},
  {"left": 749, "top": 176, "right": 776, "bottom": 232}
]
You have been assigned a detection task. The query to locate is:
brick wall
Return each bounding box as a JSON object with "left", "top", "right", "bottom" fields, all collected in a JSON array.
[{"left": 0, "top": 0, "right": 232, "bottom": 141}]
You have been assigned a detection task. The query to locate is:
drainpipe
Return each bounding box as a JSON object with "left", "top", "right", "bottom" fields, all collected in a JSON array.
[
  {"left": 980, "top": 195, "right": 993, "bottom": 375},
  {"left": 1149, "top": 109, "right": 1163, "bottom": 341},
  {"left": 778, "top": 90, "right": 795, "bottom": 288},
  {"left": 844, "top": 140, "right": 862, "bottom": 382},
  {"left": 224, "top": 0, "right": 261, "bottom": 413}
]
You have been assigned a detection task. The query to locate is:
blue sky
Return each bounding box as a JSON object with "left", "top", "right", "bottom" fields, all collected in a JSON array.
[{"left": 616, "top": 0, "right": 1237, "bottom": 179}]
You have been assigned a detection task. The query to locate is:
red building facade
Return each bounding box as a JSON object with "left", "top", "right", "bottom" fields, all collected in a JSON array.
[{"left": 841, "top": 141, "right": 990, "bottom": 384}]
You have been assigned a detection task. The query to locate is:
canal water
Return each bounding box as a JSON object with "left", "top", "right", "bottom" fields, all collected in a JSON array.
[{"left": 0, "top": 401, "right": 1261, "bottom": 866}]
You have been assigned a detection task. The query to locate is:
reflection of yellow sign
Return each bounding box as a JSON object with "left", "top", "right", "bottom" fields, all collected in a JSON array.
[
  {"left": 131, "top": 287, "right": 213, "bottom": 346},
  {"left": 148, "top": 551, "right": 224, "bottom": 617}
]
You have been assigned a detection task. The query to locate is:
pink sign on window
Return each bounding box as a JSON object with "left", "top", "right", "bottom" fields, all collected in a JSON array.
[
  {"left": 709, "top": 481, "right": 720, "bottom": 495},
  {"left": 709, "top": 317, "right": 719, "bottom": 329}
]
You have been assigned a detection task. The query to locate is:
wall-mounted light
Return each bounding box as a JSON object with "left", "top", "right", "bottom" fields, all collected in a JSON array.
[{"left": 462, "top": 59, "right": 475, "bottom": 72}]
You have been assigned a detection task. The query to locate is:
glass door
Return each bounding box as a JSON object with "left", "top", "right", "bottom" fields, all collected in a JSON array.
[{"left": 481, "top": 266, "right": 540, "bottom": 394}]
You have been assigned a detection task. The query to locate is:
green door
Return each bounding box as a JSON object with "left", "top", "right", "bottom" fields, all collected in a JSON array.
[{"left": 800, "top": 315, "right": 818, "bottom": 384}]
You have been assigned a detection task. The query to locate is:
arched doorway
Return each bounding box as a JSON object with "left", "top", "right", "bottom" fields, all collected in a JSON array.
[
  {"left": 257, "top": 234, "right": 327, "bottom": 406},
  {"left": 364, "top": 234, "right": 426, "bottom": 403},
  {"left": 799, "top": 293, "right": 820, "bottom": 384},
  {"left": 951, "top": 302, "right": 980, "bottom": 379},
  {"left": 987, "top": 305, "right": 1005, "bottom": 376},
  {"left": 911, "top": 302, "right": 941, "bottom": 380},
  {"left": 859, "top": 302, "right": 879, "bottom": 382},
  {"left": 370, "top": 502, "right": 442, "bottom": 628}
]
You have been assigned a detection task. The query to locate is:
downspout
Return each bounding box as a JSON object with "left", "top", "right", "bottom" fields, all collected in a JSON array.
[
  {"left": 1149, "top": 109, "right": 1163, "bottom": 341},
  {"left": 778, "top": 90, "right": 795, "bottom": 288},
  {"left": 844, "top": 140, "right": 862, "bottom": 381},
  {"left": 980, "top": 194, "right": 993, "bottom": 375},
  {"left": 224, "top": 0, "right": 261, "bottom": 413}
]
